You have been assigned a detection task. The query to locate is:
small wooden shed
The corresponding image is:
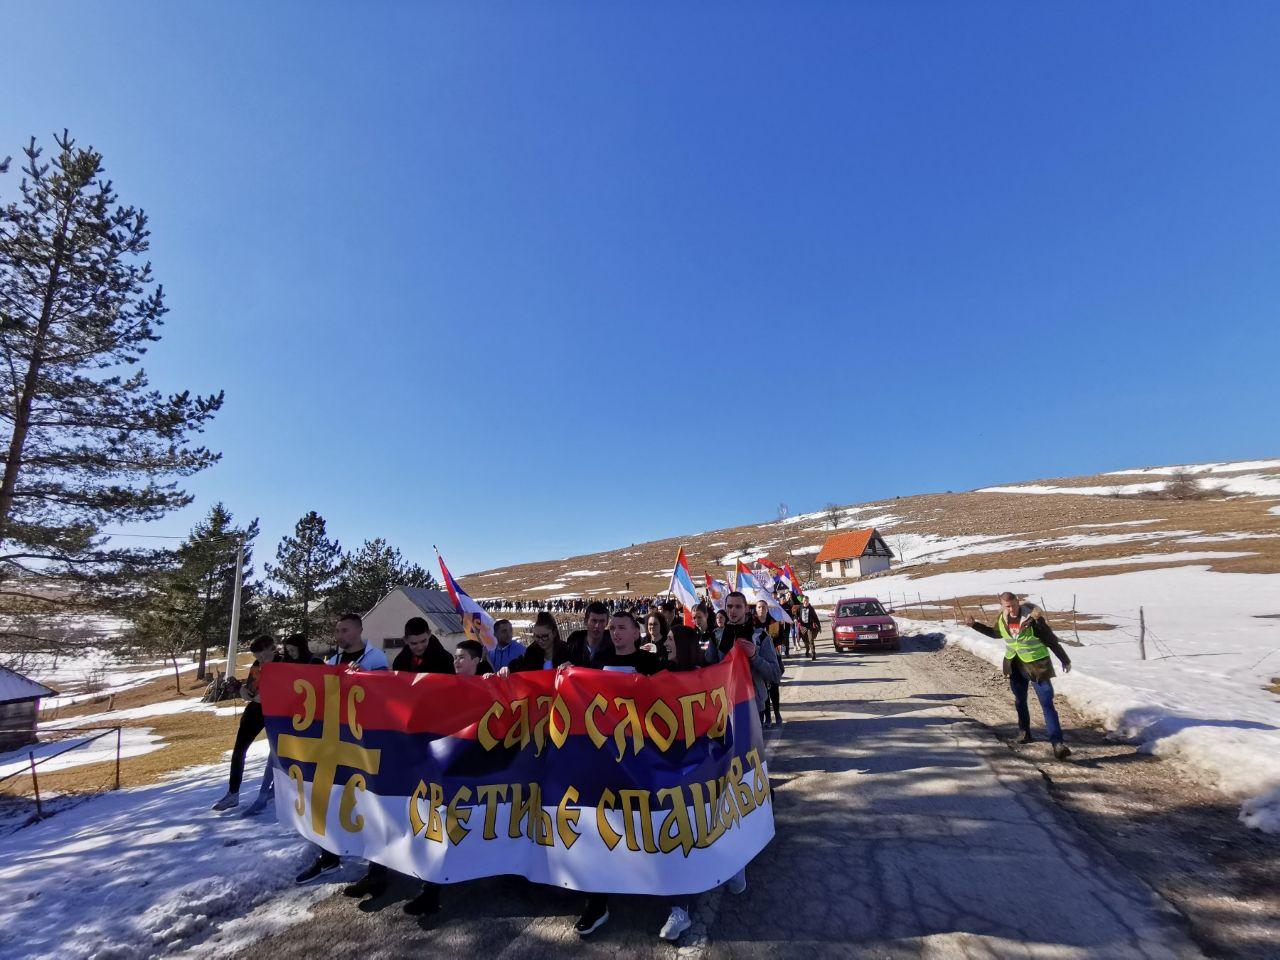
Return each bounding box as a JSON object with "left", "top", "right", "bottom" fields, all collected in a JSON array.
[
  {"left": 816, "top": 528, "right": 894, "bottom": 580},
  {"left": 0, "top": 665, "right": 57, "bottom": 751}
]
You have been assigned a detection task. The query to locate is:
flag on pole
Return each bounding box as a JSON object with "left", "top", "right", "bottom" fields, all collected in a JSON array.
[
  {"left": 704, "top": 574, "right": 731, "bottom": 611},
  {"left": 781, "top": 562, "right": 804, "bottom": 596},
  {"left": 666, "top": 547, "right": 699, "bottom": 627},
  {"left": 435, "top": 547, "right": 496, "bottom": 649},
  {"left": 754, "top": 558, "right": 784, "bottom": 591},
  {"left": 736, "top": 560, "right": 793, "bottom": 623}
]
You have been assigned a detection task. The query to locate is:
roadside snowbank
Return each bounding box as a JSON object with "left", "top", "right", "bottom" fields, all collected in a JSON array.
[
  {"left": 934, "top": 619, "right": 1280, "bottom": 834},
  {"left": 0, "top": 741, "right": 342, "bottom": 960}
]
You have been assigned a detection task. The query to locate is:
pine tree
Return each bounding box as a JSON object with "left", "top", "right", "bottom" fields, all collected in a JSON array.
[
  {"left": 0, "top": 133, "right": 223, "bottom": 654},
  {"left": 131, "top": 503, "right": 259, "bottom": 682},
  {"left": 328, "top": 538, "right": 438, "bottom": 621},
  {"left": 264, "top": 511, "right": 342, "bottom": 639}
]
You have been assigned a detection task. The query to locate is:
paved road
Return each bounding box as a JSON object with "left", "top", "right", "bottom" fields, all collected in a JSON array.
[{"left": 231, "top": 630, "right": 1204, "bottom": 959}]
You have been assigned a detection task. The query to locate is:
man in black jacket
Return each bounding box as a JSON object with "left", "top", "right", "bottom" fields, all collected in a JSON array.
[
  {"left": 565, "top": 600, "right": 614, "bottom": 666},
  {"left": 966, "top": 593, "right": 1073, "bottom": 759},
  {"left": 349, "top": 615, "right": 451, "bottom": 914},
  {"left": 391, "top": 617, "right": 455, "bottom": 674}
]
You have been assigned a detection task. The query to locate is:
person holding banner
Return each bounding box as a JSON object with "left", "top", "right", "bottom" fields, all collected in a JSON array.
[
  {"left": 295, "top": 614, "right": 388, "bottom": 885},
  {"left": 391, "top": 618, "right": 454, "bottom": 674},
  {"left": 718, "top": 592, "right": 782, "bottom": 728},
  {"left": 508, "top": 612, "right": 572, "bottom": 672},
  {"left": 566, "top": 600, "right": 614, "bottom": 666}
]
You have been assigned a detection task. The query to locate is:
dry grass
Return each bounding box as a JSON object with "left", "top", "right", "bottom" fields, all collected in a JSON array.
[{"left": 3, "top": 655, "right": 259, "bottom": 800}]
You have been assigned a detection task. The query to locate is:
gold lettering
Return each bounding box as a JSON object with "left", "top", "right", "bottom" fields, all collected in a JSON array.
[
  {"left": 612, "top": 697, "right": 644, "bottom": 761},
  {"left": 477, "top": 701, "right": 504, "bottom": 751},
  {"left": 655, "top": 785, "right": 696, "bottom": 856},
  {"left": 619, "top": 789, "right": 657, "bottom": 853},
  {"left": 339, "top": 773, "right": 366, "bottom": 832},
  {"left": 708, "top": 687, "right": 729, "bottom": 738},
  {"left": 532, "top": 696, "right": 553, "bottom": 755},
  {"left": 503, "top": 698, "right": 530, "bottom": 751},
  {"left": 289, "top": 764, "right": 306, "bottom": 816},
  {"left": 509, "top": 782, "right": 538, "bottom": 839},
  {"left": 409, "top": 780, "right": 428, "bottom": 836},
  {"left": 747, "top": 748, "right": 771, "bottom": 807},
  {"left": 585, "top": 693, "right": 609, "bottom": 749},
  {"left": 346, "top": 685, "right": 365, "bottom": 738},
  {"left": 446, "top": 786, "right": 473, "bottom": 845},
  {"left": 556, "top": 786, "right": 581, "bottom": 849},
  {"left": 727, "top": 756, "right": 756, "bottom": 816},
  {"left": 644, "top": 698, "right": 679, "bottom": 752},
  {"left": 425, "top": 781, "right": 445, "bottom": 842},
  {"left": 548, "top": 695, "right": 571, "bottom": 749},
  {"left": 678, "top": 692, "right": 707, "bottom": 747},
  {"left": 596, "top": 788, "right": 622, "bottom": 850},
  {"left": 292, "top": 679, "right": 316, "bottom": 730},
  {"left": 477, "top": 783, "right": 508, "bottom": 839}
]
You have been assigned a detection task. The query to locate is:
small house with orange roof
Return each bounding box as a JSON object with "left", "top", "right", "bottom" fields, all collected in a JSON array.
[{"left": 815, "top": 528, "right": 894, "bottom": 580}]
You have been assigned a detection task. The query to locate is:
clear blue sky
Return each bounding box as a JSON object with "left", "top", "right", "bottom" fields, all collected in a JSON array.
[{"left": 4, "top": 3, "right": 1279, "bottom": 574}]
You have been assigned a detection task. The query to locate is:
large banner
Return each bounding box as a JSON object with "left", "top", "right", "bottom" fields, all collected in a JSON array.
[{"left": 260, "top": 648, "right": 774, "bottom": 894}]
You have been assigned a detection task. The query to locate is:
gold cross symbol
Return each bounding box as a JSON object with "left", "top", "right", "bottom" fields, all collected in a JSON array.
[{"left": 277, "top": 673, "right": 381, "bottom": 837}]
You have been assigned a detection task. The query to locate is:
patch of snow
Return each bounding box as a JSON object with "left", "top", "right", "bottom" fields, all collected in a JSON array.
[
  {"left": 0, "top": 726, "right": 165, "bottom": 778},
  {"left": 43, "top": 698, "right": 211, "bottom": 728},
  {"left": 1069, "top": 520, "right": 1164, "bottom": 529},
  {"left": 1107, "top": 459, "right": 1280, "bottom": 476},
  {"left": 560, "top": 570, "right": 608, "bottom": 578},
  {"left": 981, "top": 473, "right": 1280, "bottom": 499},
  {"left": 0, "top": 741, "right": 342, "bottom": 959},
  {"left": 809, "top": 555, "right": 1280, "bottom": 833},
  {"left": 527, "top": 582, "right": 566, "bottom": 591}
]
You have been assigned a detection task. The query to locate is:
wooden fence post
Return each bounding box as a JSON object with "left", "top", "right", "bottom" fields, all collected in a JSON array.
[{"left": 1138, "top": 606, "right": 1147, "bottom": 661}]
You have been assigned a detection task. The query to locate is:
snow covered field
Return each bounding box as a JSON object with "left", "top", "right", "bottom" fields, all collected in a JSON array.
[
  {"left": 810, "top": 554, "right": 1280, "bottom": 833},
  {"left": 0, "top": 741, "right": 340, "bottom": 960}
]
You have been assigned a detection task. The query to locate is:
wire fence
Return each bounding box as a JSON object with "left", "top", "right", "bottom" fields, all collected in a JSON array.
[{"left": 0, "top": 724, "right": 125, "bottom": 833}]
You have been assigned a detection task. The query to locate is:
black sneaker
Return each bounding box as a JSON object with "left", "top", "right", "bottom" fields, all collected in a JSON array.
[
  {"left": 403, "top": 884, "right": 440, "bottom": 916},
  {"left": 295, "top": 854, "right": 340, "bottom": 884},
  {"left": 575, "top": 895, "right": 609, "bottom": 937},
  {"left": 343, "top": 871, "right": 388, "bottom": 899},
  {"left": 1017, "top": 730, "right": 1035, "bottom": 744},
  {"left": 1053, "top": 742, "right": 1072, "bottom": 760}
]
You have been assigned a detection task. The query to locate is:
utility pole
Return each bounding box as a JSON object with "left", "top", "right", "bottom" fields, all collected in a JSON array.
[
  {"left": 1138, "top": 606, "right": 1146, "bottom": 661},
  {"left": 224, "top": 536, "right": 246, "bottom": 679}
]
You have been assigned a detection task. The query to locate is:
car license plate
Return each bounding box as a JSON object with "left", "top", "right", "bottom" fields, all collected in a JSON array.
[{"left": 857, "top": 633, "right": 878, "bottom": 640}]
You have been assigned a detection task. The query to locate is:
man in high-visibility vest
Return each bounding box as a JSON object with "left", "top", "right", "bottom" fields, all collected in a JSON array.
[{"left": 966, "top": 592, "right": 1074, "bottom": 759}]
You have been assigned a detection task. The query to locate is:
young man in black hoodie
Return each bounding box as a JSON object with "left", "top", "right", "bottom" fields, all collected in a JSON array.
[
  {"left": 573, "top": 611, "right": 666, "bottom": 939},
  {"left": 391, "top": 617, "right": 455, "bottom": 675},
  {"left": 565, "top": 600, "right": 614, "bottom": 666},
  {"left": 346, "top": 616, "right": 453, "bottom": 915}
]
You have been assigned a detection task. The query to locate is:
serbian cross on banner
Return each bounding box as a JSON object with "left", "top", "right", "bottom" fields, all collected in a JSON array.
[
  {"left": 666, "top": 547, "right": 699, "bottom": 627},
  {"left": 436, "top": 547, "right": 496, "bottom": 649}
]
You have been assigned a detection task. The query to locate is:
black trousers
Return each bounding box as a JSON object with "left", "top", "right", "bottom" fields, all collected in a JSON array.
[{"left": 228, "top": 701, "right": 265, "bottom": 792}]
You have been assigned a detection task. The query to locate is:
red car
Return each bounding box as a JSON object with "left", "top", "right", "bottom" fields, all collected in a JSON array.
[{"left": 832, "top": 597, "right": 900, "bottom": 652}]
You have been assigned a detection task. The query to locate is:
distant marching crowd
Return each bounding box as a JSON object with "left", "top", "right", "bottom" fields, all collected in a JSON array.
[
  {"left": 477, "top": 595, "right": 665, "bottom": 615},
  {"left": 209, "top": 579, "right": 823, "bottom": 943}
]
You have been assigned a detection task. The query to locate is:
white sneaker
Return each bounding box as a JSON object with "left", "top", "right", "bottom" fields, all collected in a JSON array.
[
  {"left": 727, "top": 868, "right": 747, "bottom": 894},
  {"left": 211, "top": 790, "right": 239, "bottom": 811},
  {"left": 659, "top": 906, "right": 692, "bottom": 941}
]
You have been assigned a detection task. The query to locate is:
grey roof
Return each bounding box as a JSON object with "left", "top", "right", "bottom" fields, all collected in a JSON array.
[
  {"left": 396, "top": 587, "right": 464, "bottom": 635},
  {"left": 0, "top": 665, "right": 57, "bottom": 703}
]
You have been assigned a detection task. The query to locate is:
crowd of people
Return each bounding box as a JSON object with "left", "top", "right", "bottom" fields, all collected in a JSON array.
[
  {"left": 210, "top": 586, "right": 817, "bottom": 943},
  {"left": 477, "top": 595, "right": 666, "bottom": 615},
  {"left": 210, "top": 581, "right": 1074, "bottom": 942}
]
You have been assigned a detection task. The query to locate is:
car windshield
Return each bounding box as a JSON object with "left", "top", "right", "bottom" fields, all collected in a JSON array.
[{"left": 838, "top": 601, "right": 885, "bottom": 618}]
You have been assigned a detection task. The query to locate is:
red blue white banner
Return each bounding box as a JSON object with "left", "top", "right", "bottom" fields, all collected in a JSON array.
[{"left": 260, "top": 649, "right": 773, "bottom": 894}]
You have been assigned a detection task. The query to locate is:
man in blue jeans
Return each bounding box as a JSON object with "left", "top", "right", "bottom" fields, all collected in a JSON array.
[{"left": 966, "top": 592, "right": 1074, "bottom": 759}]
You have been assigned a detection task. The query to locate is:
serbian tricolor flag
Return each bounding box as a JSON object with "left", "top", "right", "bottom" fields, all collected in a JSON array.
[
  {"left": 754, "top": 558, "right": 785, "bottom": 591},
  {"left": 436, "top": 547, "right": 496, "bottom": 649},
  {"left": 781, "top": 562, "right": 804, "bottom": 597},
  {"left": 704, "top": 574, "right": 731, "bottom": 611},
  {"left": 666, "top": 547, "right": 699, "bottom": 627},
  {"left": 736, "top": 560, "right": 793, "bottom": 623},
  {"left": 260, "top": 649, "right": 773, "bottom": 894}
]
